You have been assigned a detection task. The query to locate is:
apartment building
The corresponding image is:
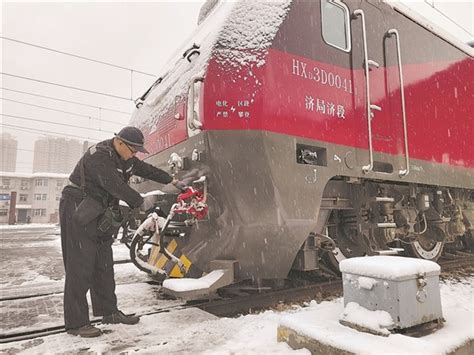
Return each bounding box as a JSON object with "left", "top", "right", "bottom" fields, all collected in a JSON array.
[
  {"left": 0, "top": 133, "right": 18, "bottom": 172},
  {"left": 33, "top": 137, "right": 82, "bottom": 174},
  {"left": 0, "top": 172, "right": 70, "bottom": 224}
]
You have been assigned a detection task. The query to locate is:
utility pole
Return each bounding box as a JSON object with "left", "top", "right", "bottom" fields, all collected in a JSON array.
[{"left": 8, "top": 191, "right": 17, "bottom": 225}]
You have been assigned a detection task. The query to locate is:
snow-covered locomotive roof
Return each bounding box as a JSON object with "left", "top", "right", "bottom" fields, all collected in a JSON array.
[{"left": 130, "top": 0, "right": 291, "bottom": 131}]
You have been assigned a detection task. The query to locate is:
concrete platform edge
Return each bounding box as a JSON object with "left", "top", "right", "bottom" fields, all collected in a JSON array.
[
  {"left": 277, "top": 325, "right": 474, "bottom": 355},
  {"left": 277, "top": 325, "right": 354, "bottom": 355}
]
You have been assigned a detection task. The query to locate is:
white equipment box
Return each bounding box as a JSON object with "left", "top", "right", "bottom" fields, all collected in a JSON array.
[{"left": 339, "top": 256, "right": 443, "bottom": 330}]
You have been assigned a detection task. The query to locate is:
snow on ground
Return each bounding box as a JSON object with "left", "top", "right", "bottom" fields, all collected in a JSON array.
[
  {"left": 1, "top": 232, "right": 132, "bottom": 290},
  {"left": 1, "top": 276, "right": 472, "bottom": 354},
  {"left": 0, "top": 223, "right": 56, "bottom": 231},
  {"left": 1, "top": 227, "right": 472, "bottom": 354},
  {"left": 280, "top": 276, "right": 473, "bottom": 355},
  {"left": 1, "top": 305, "right": 308, "bottom": 354},
  {"left": 111, "top": 238, "right": 132, "bottom": 262}
]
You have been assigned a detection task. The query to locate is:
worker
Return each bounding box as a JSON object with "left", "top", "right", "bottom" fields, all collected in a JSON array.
[{"left": 60, "top": 126, "right": 184, "bottom": 337}]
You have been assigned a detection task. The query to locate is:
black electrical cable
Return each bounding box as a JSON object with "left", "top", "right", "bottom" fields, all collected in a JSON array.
[
  {"left": 1, "top": 72, "right": 133, "bottom": 101},
  {"left": 1, "top": 98, "right": 127, "bottom": 125},
  {"left": 2, "top": 87, "right": 132, "bottom": 115}
]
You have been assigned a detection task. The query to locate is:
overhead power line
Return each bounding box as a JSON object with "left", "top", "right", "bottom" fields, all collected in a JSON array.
[
  {"left": 1, "top": 87, "right": 133, "bottom": 115},
  {"left": 1, "top": 123, "right": 102, "bottom": 142},
  {"left": 1, "top": 146, "right": 61, "bottom": 155},
  {"left": 1, "top": 72, "right": 133, "bottom": 101},
  {"left": 1, "top": 113, "right": 115, "bottom": 134},
  {"left": 0, "top": 36, "right": 157, "bottom": 78},
  {"left": 1, "top": 98, "right": 127, "bottom": 126}
]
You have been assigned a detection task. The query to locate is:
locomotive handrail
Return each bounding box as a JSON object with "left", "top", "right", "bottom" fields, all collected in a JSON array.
[
  {"left": 352, "top": 9, "right": 379, "bottom": 174},
  {"left": 189, "top": 76, "right": 204, "bottom": 130},
  {"left": 387, "top": 29, "right": 410, "bottom": 177}
]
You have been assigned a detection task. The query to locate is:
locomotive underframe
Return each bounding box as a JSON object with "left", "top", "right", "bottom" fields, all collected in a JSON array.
[{"left": 136, "top": 129, "right": 474, "bottom": 281}]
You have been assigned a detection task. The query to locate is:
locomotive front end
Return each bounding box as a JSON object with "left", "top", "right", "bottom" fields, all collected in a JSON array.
[{"left": 128, "top": 0, "right": 305, "bottom": 283}]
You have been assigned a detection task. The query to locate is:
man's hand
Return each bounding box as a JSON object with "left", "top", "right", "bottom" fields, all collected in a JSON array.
[{"left": 172, "top": 178, "right": 188, "bottom": 191}]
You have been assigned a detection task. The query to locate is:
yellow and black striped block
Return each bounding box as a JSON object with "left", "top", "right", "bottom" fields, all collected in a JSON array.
[{"left": 148, "top": 238, "right": 202, "bottom": 278}]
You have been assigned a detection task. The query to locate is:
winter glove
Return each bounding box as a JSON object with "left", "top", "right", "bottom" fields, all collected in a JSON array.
[
  {"left": 174, "top": 180, "right": 188, "bottom": 192},
  {"left": 140, "top": 197, "right": 154, "bottom": 212}
]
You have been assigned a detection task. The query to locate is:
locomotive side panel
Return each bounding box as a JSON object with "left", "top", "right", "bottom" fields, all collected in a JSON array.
[{"left": 203, "top": 0, "right": 474, "bottom": 178}]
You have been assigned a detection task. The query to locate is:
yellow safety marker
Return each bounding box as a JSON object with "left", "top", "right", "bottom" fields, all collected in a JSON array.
[
  {"left": 149, "top": 245, "right": 161, "bottom": 265},
  {"left": 153, "top": 239, "right": 178, "bottom": 270},
  {"left": 169, "top": 254, "right": 192, "bottom": 277}
]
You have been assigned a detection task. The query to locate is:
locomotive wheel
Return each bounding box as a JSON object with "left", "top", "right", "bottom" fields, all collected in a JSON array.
[
  {"left": 325, "top": 237, "right": 372, "bottom": 272},
  {"left": 461, "top": 230, "right": 474, "bottom": 251},
  {"left": 408, "top": 233, "right": 444, "bottom": 261},
  {"left": 324, "top": 215, "right": 372, "bottom": 273}
]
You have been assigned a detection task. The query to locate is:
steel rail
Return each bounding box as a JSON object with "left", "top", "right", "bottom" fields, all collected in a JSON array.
[
  {"left": 0, "top": 304, "right": 185, "bottom": 344},
  {"left": 1, "top": 253, "right": 472, "bottom": 344},
  {"left": 0, "top": 260, "right": 132, "bottom": 302}
]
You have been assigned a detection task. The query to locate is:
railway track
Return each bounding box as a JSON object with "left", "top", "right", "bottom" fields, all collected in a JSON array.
[
  {"left": 0, "top": 259, "right": 132, "bottom": 302},
  {"left": 197, "top": 251, "right": 474, "bottom": 317},
  {"left": 438, "top": 251, "right": 474, "bottom": 272},
  {"left": 2, "top": 252, "right": 473, "bottom": 344}
]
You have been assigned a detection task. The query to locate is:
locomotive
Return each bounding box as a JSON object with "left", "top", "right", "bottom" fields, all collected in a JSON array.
[{"left": 128, "top": 0, "right": 474, "bottom": 283}]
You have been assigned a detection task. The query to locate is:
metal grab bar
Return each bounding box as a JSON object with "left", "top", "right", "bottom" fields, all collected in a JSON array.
[
  {"left": 188, "top": 76, "right": 204, "bottom": 130},
  {"left": 353, "top": 9, "right": 380, "bottom": 174},
  {"left": 387, "top": 29, "right": 410, "bottom": 177}
]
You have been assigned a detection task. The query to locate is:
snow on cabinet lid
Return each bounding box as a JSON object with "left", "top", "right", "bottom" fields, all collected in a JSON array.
[{"left": 339, "top": 256, "right": 440, "bottom": 280}]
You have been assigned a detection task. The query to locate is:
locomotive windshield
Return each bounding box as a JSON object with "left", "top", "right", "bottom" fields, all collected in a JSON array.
[{"left": 321, "top": 0, "right": 351, "bottom": 52}]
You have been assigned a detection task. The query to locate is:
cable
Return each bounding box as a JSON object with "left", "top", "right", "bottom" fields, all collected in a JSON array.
[
  {"left": 1, "top": 113, "right": 115, "bottom": 134},
  {"left": 1, "top": 123, "right": 102, "bottom": 142},
  {"left": 2, "top": 87, "right": 133, "bottom": 115},
  {"left": 1, "top": 36, "right": 157, "bottom": 78},
  {"left": 1, "top": 98, "right": 127, "bottom": 126},
  {"left": 2, "top": 146, "right": 85, "bottom": 158},
  {"left": 1, "top": 72, "right": 133, "bottom": 101},
  {"left": 1, "top": 146, "right": 59, "bottom": 156}
]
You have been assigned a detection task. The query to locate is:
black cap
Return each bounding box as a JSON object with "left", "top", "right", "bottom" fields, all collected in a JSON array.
[{"left": 114, "top": 126, "right": 149, "bottom": 154}]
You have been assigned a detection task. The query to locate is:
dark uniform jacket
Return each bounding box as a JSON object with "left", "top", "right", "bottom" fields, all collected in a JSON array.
[{"left": 69, "top": 139, "right": 172, "bottom": 209}]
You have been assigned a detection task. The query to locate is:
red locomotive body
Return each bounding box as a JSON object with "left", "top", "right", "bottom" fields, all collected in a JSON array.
[{"left": 131, "top": 0, "right": 473, "bottom": 282}]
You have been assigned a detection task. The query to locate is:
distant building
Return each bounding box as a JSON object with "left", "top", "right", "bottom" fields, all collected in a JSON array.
[
  {"left": 33, "top": 137, "right": 83, "bottom": 174},
  {"left": 0, "top": 172, "right": 69, "bottom": 224},
  {"left": 0, "top": 133, "right": 18, "bottom": 172}
]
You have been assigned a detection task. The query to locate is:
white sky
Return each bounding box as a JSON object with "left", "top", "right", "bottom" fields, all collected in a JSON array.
[
  {"left": 1, "top": 0, "right": 206, "bottom": 172},
  {"left": 1, "top": 0, "right": 473, "bottom": 173}
]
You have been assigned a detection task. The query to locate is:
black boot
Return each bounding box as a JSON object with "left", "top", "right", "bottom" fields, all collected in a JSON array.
[
  {"left": 67, "top": 324, "right": 102, "bottom": 337},
  {"left": 102, "top": 310, "right": 140, "bottom": 325}
]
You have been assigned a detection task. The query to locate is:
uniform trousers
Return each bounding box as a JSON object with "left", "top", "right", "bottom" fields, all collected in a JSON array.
[{"left": 59, "top": 187, "right": 118, "bottom": 329}]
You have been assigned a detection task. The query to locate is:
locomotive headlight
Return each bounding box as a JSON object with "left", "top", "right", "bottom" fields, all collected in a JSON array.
[
  {"left": 168, "top": 153, "right": 183, "bottom": 171},
  {"left": 191, "top": 149, "right": 201, "bottom": 161}
]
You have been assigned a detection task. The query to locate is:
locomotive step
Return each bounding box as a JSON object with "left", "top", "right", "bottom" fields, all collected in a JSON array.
[
  {"left": 162, "top": 261, "right": 236, "bottom": 301},
  {"left": 374, "top": 248, "right": 404, "bottom": 255},
  {"left": 376, "top": 223, "right": 397, "bottom": 228}
]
